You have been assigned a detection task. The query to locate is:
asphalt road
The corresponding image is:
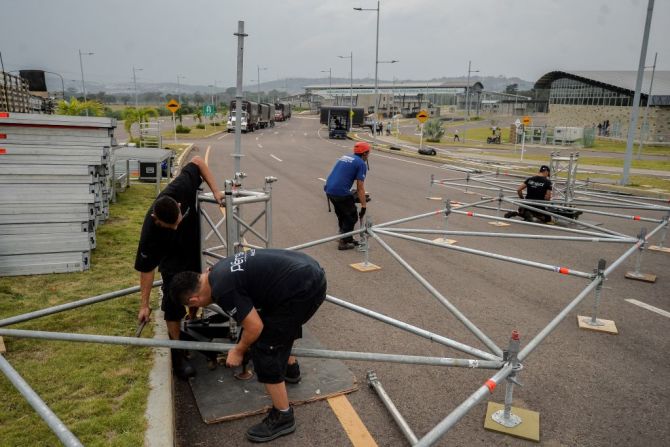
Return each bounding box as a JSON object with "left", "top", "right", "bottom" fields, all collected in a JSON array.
[{"left": 174, "top": 114, "right": 670, "bottom": 447}]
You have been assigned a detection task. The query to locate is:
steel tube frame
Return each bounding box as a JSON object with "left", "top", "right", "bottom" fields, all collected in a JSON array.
[
  {"left": 382, "top": 228, "right": 636, "bottom": 244},
  {"left": 512, "top": 200, "right": 664, "bottom": 223},
  {"left": 369, "top": 230, "right": 504, "bottom": 357},
  {"left": 375, "top": 198, "right": 496, "bottom": 229},
  {"left": 325, "top": 294, "right": 500, "bottom": 361},
  {"left": 0, "top": 281, "right": 162, "bottom": 327},
  {"left": 367, "top": 371, "right": 419, "bottom": 445},
  {"left": 0, "top": 329, "right": 504, "bottom": 369},
  {"left": 286, "top": 228, "right": 365, "bottom": 251},
  {"left": 375, "top": 228, "right": 594, "bottom": 279},
  {"left": 0, "top": 355, "right": 84, "bottom": 447}
]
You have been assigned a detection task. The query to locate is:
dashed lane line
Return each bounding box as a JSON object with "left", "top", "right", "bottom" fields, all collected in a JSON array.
[
  {"left": 217, "top": 134, "right": 227, "bottom": 140},
  {"left": 204, "top": 145, "right": 211, "bottom": 164},
  {"left": 625, "top": 299, "right": 670, "bottom": 318},
  {"left": 317, "top": 177, "right": 326, "bottom": 182},
  {"left": 328, "top": 396, "right": 378, "bottom": 447},
  {"left": 270, "top": 154, "right": 283, "bottom": 162}
]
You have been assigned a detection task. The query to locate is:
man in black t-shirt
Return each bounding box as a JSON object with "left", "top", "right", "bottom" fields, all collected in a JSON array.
[
  {"left": 135, "top": 155, "right": 222, "bottom": 378},
  {"left": 169, "top": 249, "right": 327, "bottom": 443},
  {"left": 504, "top": 165, "right": 553, "bottom": 223}
]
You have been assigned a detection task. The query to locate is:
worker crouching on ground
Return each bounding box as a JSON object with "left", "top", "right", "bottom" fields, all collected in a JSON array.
[
  {"left": 170, "top": 249, "right": 327, "bottom": 443},
  {"left": 324, "top": 141, "right": 370, "bottom": 250},
  {"left": 504, "top": 165, "right": 553, "bottom": 223}
]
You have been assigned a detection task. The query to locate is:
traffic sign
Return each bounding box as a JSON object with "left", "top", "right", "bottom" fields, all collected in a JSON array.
[
  {"left": 522, "top": 116, "right": 532, "bottom": 126},
  {"left": 167, "top": 99, "right": 180, "bottom": 114},
  {"left": 514, "top": 118, "right": 521, "bottom": 128},
  {"left": 417, "top": 110, "right": 429, "bottom": 124},
  {"left": 203, "top": 104, "right": 216, "bottom": 117}
]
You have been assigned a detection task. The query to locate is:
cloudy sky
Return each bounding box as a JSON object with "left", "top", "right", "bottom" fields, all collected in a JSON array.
[{"left": 1, "top": 0, "right": 668, "bottom": 89}]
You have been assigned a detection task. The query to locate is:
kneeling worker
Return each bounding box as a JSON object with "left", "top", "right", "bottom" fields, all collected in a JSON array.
[
  {"left": 170, "top": 249, "right": 327, "bottom": 442},
  {"left": 505, "top": 165, "right": 553, "bottom": 222}
]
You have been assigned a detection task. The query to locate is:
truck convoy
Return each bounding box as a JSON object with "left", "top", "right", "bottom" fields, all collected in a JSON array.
[
  {"left": 274, "top": 102, "right": 292, "bottom": 121},
  {"left": 227, "top": 100, "right": 259, "bottom": 132},
  {"left": 258, "top": 102, "right": 275, "bottom": 128}
]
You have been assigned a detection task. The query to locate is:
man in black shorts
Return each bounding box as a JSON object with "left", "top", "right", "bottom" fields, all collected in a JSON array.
[
  {"left": 505, "top": 165, "right": 553, "bottom": 223},
  {"left": 169, "top": 249, "right": 327, "bottom": 442},
  {"left": 135, "top": 156, "right": 223, "bottom": 379}
]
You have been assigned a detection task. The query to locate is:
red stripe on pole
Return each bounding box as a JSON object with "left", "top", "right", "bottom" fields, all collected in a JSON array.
[
  {"left": 0, "top": 112, "right": 9, "bottom": 118},
  {"left": 633, "top": 216, "right": 641, "bottom": 221},
  {"left": 467, "top": 211, "right": 474, "bottom": 217},
  {"left": 485, "top": 379, "right": 496, "bottom": 393},
  {"left": 559, "top": 267, "right": 569, "bottom": 275},
  {"left": 0, "top": 148, "right": 5, "bottom": 154},
  {"left": 0, "top": 133, "right": 6, "bottom": 139}
]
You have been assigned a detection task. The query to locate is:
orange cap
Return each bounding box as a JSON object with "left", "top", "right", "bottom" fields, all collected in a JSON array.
[{"left": 354, "top": 141, "right": 371, "bottom": 154}]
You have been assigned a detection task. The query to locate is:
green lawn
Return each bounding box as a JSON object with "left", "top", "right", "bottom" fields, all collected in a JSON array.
[
  {"left": 163, "top": 121, "right": 225, "bottom": 139},
  {"left": 0, "top": 184, "right": 159, "bottom": 446}
]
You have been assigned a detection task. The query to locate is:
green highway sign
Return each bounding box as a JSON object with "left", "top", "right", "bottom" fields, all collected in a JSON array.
[{"left": 203, "top": 104, "right": 216, "bottom": 117}]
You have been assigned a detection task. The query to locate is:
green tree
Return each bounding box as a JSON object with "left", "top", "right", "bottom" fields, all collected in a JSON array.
[
  {"left": 56, "top": 98, "right": 104, "bottom": 116},
  {"left": 194, "top": 109, "right": 203, "bottom": 124},
  {"left": 423, "top": 119, "right": 445, "bottom": 142},
  {"left": 121, "top": 106, "right": 159, "bottom": 138}
]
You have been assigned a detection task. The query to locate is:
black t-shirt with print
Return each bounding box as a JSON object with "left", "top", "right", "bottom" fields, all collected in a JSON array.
[
  {"left": 524, "top": 175, "right": 552, "bottom": 201},
  {"left": 134, "top": 162, "right": 202, "bottom": 275},
  {"left": 208, "top": 249, "right": 324, "bottom": 324}
]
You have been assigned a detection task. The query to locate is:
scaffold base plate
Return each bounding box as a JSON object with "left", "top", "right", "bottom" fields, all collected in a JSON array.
[
  {"left": 488, "top": 221, "right": 511, "bottom": 227},
  {"left": 624, "top": 272, "right": 657, "bottom": 283},
  {"left": 577, "top": 316, "right": 618, "bottom": 334},
  {"left": 426, "top": 196, "right": 442, "bottom": 201},
  {"left": 484, "top": 402, "right": 540, "bottom": 442},
  {"left": 350, "top": 262, "right": 382, "bottom": 272},
  {"left": 649, "top": 245, "right": 670, "bottom": 253},
  {"left": 188, "top": 328, "right": 358, "bottom": 424},
  {"left": 0, "top": 336, "right": 5, "bottom": 353},
  {"left": 433, "top": 237, "right": 457, "bottom": 245}
]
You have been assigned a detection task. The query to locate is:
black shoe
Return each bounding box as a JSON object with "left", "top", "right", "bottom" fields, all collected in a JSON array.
[
  {"left": 285, "top": 362, "right": 301, "bottom": 384},
  {"left": 338, "top": 241, "right": 356, "bottom": 250},
  {"left": 246, "top": 407, "right": 296, "bottom": 442},
  {"left": 503, "top": 211, "right": 516, "bottom": 219},
  {"left": 172, "top": 350, "right": 196, "bottom": 380}
]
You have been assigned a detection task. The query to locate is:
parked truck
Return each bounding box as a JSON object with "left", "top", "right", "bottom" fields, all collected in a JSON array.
[
  {"left": 274, "top": 102, "right": 292, "bottom": 121},
  {"left": 227, "top": 100, "right": 259, "bottom": 132},
  {"left": 258, "top": 102, "right": 275, "bottom": 128},
  {"left": 319, "top": 106, "right": 364, "bottom": 128}
]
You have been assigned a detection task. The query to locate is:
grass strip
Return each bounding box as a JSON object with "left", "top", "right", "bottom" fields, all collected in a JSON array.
[{"left": 0, "top": 184, "right": 159, "bottom": 447}]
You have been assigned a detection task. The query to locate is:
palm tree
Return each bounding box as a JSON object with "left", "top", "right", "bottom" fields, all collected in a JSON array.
[
  {"left": 56, "top": 98, "right": 104, "bottom": 117},
  {"left": 122, "top": 107, "right": 159, "bottom": 138},
  {"left": 424, "top": 119, "right": 445, "bottom": 142},
  {"left": 194, "top": 109, "right": 203, "bottom": 124}
]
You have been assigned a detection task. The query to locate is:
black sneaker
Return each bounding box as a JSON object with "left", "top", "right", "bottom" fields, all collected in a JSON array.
[
  {"left": 503, "top": 211, "right": 516, "bottom": 219},
  {"left": 246, "top": 407, "right": 296, "bottom": 442},
  {"left": 285, "top": 362, "right": 301, "bottom": 384},
  {"left": 172, "top": 350, "right": 196, "bottom": 380},
  {"left": 338, "top": 241, "right": 356, "bottom": 250}
]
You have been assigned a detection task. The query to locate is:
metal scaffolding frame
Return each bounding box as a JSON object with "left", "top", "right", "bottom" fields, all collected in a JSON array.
[{"left": 0, "top": 165, "right": 668, "bottom": 445}]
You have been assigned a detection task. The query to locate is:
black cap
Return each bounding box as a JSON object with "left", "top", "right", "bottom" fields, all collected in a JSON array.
[{"left": 539, "top": 165, "right": 550, "bottom": 173}]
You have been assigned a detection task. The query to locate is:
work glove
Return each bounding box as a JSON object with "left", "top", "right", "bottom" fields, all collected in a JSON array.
[{"left": 359, "top": 207, "right": 367, "bottom": 219}]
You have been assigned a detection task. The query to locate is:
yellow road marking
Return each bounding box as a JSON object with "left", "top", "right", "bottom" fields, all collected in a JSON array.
[
  {"left": 204, "top": 145, "right": 211, "bottom": 164},
  {"left": 328, "top": 395, "right": 377, "bottom": 447}
]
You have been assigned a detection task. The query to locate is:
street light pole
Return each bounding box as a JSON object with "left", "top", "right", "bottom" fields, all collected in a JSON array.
[
  {"left": 465, "top": 60, "right": 479, "bottom": 120},
  {"left": 338, "top": 53, "right": 353, "bottom": 131},
  {"left": 78, "top": 49, "right": 93, "bottom": 115},
  {"left": 355, "top": 1, "right": 380, "bottom": 143},
  {"left": 176, "top": 75, "right": 185, "bottom": 105},
  {"left": 257, "top": 66, "right": 268, "bottom": 103},
  {"left": 43, "top": 71, "right": 65, "bottom": 100},
  {"left": 132, "top": 66, "right": 142, "bottom": 108},
  {"left": 321, "top": 68, "right": 332, "bottom": 90},
  {"left": 637, "top": 52, "right": 657, "bottom": 160}
]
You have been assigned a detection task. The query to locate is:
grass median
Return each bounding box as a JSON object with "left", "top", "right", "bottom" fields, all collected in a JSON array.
[{"left": 0, "top": 184, "right": 159, "bottom": 446}]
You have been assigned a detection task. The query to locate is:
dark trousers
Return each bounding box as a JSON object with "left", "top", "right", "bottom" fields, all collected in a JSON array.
[{"left": 327, "top": 194, "right": 357, "bottom": 243}]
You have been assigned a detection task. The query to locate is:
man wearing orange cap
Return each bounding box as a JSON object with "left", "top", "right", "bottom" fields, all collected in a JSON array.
[{"left": 324, "top": 141, "right": 370, "bottom": 250}]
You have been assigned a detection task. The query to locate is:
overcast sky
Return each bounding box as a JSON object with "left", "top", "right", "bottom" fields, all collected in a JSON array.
[{"left": 1, "top": 0, "right": 668, "bottom": 89}]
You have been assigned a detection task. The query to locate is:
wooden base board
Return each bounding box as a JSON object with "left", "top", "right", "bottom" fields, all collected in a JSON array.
[
  {"left": 433, "top": 237, "right": 457, "bottom": 245},
  {"left": 426, "top": 196, "right": 443, "bottom": 201},
  {"left": 484, "top": 402, "right": 540, "bottom": 442},
  {"left": 577, "top": 316, "right": 618, "bottom": 334},
  {"left": 488, "top": 221, "right": 511, "bottom": 227},
  {"left": 350, "top": 262, "right": 382, "bottom": 272},
  {"left": 649, "top": 245, "right": 670, "bottom": 253},
  {"left": 625, "top": 272, "right": 657, "bottom": 283},
  {"left": 0, "top": 336, "right": 5, "bottom": 354}
]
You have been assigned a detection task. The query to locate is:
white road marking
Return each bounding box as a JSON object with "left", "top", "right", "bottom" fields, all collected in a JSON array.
[
  {"left": 625, "top": 299, "right": 670, "bottom": 318},
  {"left": 217, "top": 134, "right": 227, "bottom": 140},
  {"left": 255, "top": 137, "right": 259, "bottom": 141},
  {"left": 304, "top": 132, "right": 308, "bottom": 136},
  {"left": 258, "top": 144, "right": 263, "bottom": 148},
  {"left": 318, "top": 177, "right": 326, "bottom": 182},
  {"left": 270, "top": 154, "right": 283, "bottom": 162}
]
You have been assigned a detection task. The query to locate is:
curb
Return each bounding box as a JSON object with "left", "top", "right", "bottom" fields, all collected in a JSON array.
[{"left": 144, "top": 310, "right": 174, "bottom": 447}]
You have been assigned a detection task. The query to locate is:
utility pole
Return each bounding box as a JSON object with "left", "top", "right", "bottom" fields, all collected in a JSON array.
[
  {"left": 176, "top": 75, "right": 185, "bottom": 105},
  {"left": 338, "top": 53, "right": 353, "bottom": 131},
  {"left": 637, "top": 52, "right": 657, "bottom": 160},
  {"left": 257, "top": 66, "right": 267, "bottom": 103},
  {"left": 234, "top": 21, "right": 247, "bottom": 175},
  {"left": 622, "top": 0, "right": 654, "bottom": 185},
  {"left": 465, "top": 60, "right": 479, "bottom": 119},
  {"left": 132, "top": 66, "right": 142, "bottom": 108},
  {"left": 78, "top": 49, "right": 94, "bottom": 116},
  {"left": 354, "top": 1, "right": 380, "bottom": 143}
]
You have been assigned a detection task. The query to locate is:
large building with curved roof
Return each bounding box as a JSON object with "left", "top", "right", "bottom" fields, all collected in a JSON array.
[{"left": 534, "top": 70, "right": 670, "bottom": 142}]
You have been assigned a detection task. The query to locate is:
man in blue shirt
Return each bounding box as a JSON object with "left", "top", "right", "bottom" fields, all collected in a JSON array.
[{"left": 324, "top": 141, "right": 370, "bottom": 250}]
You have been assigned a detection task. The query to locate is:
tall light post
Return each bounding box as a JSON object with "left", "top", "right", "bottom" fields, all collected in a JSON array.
[
  {"left": 321, "top": 68, "right": 332, "bottom": 100},
  {"left": 465, "top": 60, "right": 479, "bottom": 119},
  {"left": 132, "top": 66, "right": 142, "bottom": 108},
  {"left": 78, "top": 49, "right": 94, "bottom": 115},
  {"left": 43, "top": 71, "right": 65, "bottom": 100},
  {"left": 257, "top": 66, "right": 268, "bottom": 103},
  {"left": 378, "top": 60, "right": 398, "bottom": 118},
  {"left": 637, "top": 52, "right": 658, "bottom": 160},
  {"left": 176, "top": 75, "right": 186, "bottom": 104},
  {"left": 354, "top": 1, "right": 380, "bottom": 142},
  {"left": 338, "top": 53, "right": 353, "bottom": 131}
]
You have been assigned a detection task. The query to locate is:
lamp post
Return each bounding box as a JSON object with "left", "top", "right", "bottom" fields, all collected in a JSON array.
[
  {"left": 338, "top": 53, "right": 353, "bottom": 131},
  {"left": 637, "top": 52, "right": 657, "bottom": 160},
  {"left": 321, "top": 68, "right": 332, "bottom": 90},
  {"left": 377, "top": 60, "right": 398, "bottom": 118},
  {"left": 78, "top": 49, "right": 94, "bottom": 115},
  {"left": 465, "top": 60, "right": 479, "bottom": 119},
  {"left": 354, "top": 1, "right": 380, "bottom": 142},
  {"left": 257, "top": 66, "right": 268, "bottom": 103},
  {"left": 176, "top": 75, "right": 186, "bottom": 105},
  {"left": 43, "top": 71, "right": 65, "bottom": 100},
  {"left": 132, "top": 66, "right": 142, "bottom": 108}
]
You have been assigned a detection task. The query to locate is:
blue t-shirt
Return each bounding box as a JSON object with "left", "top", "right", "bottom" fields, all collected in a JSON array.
[{"left": 324, "top": 154, "right": 367, "bottom": 196}]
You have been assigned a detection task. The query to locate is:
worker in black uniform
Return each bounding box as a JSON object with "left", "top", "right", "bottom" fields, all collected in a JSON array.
[{"left": 505, "top": 165, "right": 553, "bottom": 222}]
